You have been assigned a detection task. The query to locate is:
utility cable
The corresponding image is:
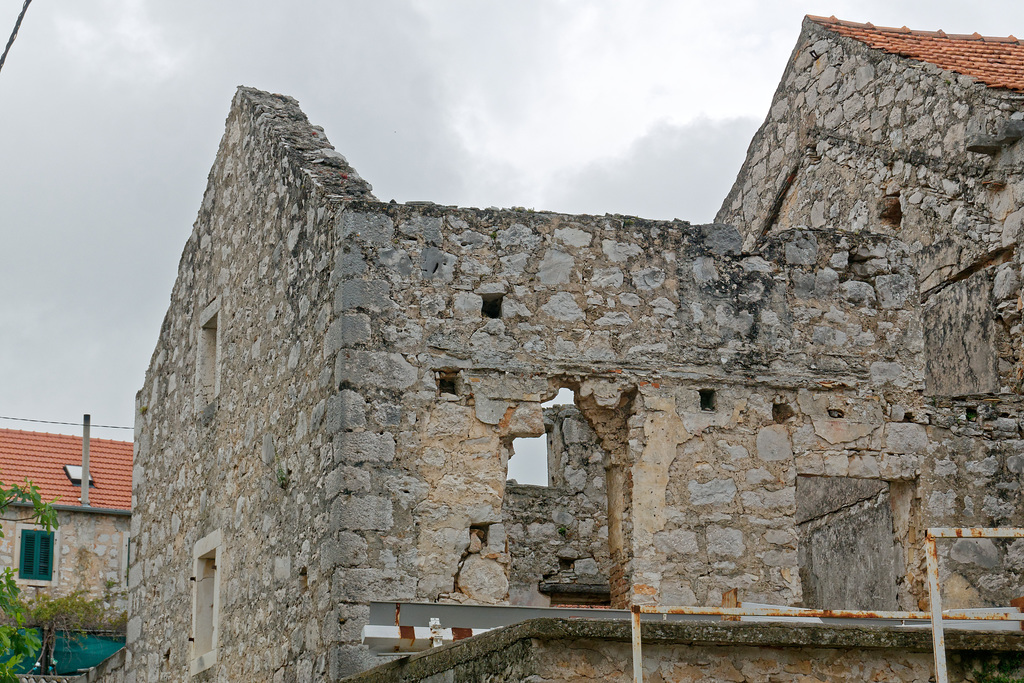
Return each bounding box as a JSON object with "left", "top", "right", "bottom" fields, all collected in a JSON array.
[
  {"left": 0, "top": 0, "right": 34, "bottom": 77},
  {"left": 0, "top": 416, "right": 133, "bottom": 430}
]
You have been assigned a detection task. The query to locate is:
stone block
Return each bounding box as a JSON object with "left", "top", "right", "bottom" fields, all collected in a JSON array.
[
  {"left": 334, "top": 249, "right": 367, "bottom": 278},
  {"left": 785, "top": 234, "right": 818, "bottom": 265},
  {"left": 475, "top": 396, "right": 510, "bottom": 425},
  {"left": 338, "top": 212, "right": 394, "bottom": 246},
  {"left": 848, "top": 455, "right": 880, "bottom": 478},
  {"left": 812, "top": 419, "right": 877, "bottom": 445},
  {"left": 950, "top": 538, "right": 999, "bottom": 569},
  {"left": 335, "top": 351, "right": 418, "bottom": 390},
  {"left": 706, "top": 526, "right": 744, "bottom": 558},
  {"left": 654, "top": 528, "right": 699, "bottom": 557},
  {"left": 274, "top": 555, "right": 292, "bottom": 580},
  {"left": 840, "top": 280, "right": 876, "bottom": 304},
  {"left": 796, "top": 476, "right": 886, "bottom": 524},
  {"left": 875, "top": 273, "right": 914, "bottom": 309},
  {"left": 923, "top": 274, "right": 998, "bottom": 396},
  {"left": 693, "top": 257, "right": 718, "bottom": 283},
  {"left": 457, "top": 555, "right": 508, "bottom": 602},
  {"left": 320, "top": 532, "right": 367, "bottom": 571},
  {"left": 537, "top": 249, "right": 574, "bottom": 285},
  {"left": 590, "top": 268, "right": 624, "bottom": 288},
  {"left": 632, "top": 267, "right": 666, "bottom": 290},
  {"left": 262, "top": 433, "right": 276, "bottom": 466},
  {"left": 700, "top": 223, "right": 742, "bottom": 255},
  {"left": 884, "top": 422, "right": 927, "bottom": 454},
  {"left": 334, "top": 280, "right": 391, "bottom": 313},
  {"left": 688, "top": 478, "right": 737, "bottom": 505},
  {"left": 453, "top": 292, "right": 482, "bottom": 317},
  {"left": 325, "top": 390, "right": 368, "bottom": 433},
  {"left": 540, "top": 292, "right": 585, "bottom": 322},
  {"left": 398, "top": 214, "right": 442, "bottom": 245},
  {"left": 334, "top": 432, "right": 395, "bottom": 464},
  {"left": 756, "top": 425, "right": 793, "bottom": 461},
  {"left": 554, "top": 227, "right": 592, "bottom": 248},
  {"left": 330, "top": 495, "right": 393, "bottom": 532},
  {"left": 420, "top": 247, "right": 456, "bottom": 281}
]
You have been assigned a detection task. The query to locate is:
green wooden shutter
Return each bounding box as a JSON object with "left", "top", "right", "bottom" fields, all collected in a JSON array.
[
  {"left": 19, "top": 530, "right": 54, "bottom": 580},
  {"left": 19, "top": 531, "right": 36, "bottom": 578},
  {"left": 37, "top": 532, "right": 53, "bottom": 580}
]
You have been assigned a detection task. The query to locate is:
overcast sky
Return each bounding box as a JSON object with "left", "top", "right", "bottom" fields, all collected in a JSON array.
[{"left": 2, "top": 1, "right": 1023, "bottom": 442}]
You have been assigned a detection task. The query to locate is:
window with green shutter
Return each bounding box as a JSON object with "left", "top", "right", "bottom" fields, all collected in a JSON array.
[{"left": 19, "top": 529, "right": 54, "bottom": 581}]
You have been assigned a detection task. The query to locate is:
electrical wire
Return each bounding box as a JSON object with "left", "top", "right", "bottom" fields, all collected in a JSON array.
[
  {"left": 0, "top": 0, "right": 33, "bottom": 76},
  {"left": 0, "top": 416, "right": 133, "bottom": 430}
]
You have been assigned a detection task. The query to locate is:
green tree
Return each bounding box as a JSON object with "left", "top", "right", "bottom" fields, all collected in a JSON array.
[{"left": 0, "top": 481, "right": 57, "bottom": 682}]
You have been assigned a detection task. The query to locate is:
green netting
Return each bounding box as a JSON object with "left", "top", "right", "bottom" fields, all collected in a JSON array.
[
  {"left": 52, "top": 632, "right": 125, "bottom": 674},
  {"left": 0, "top": 630, "right": 124, "bottom": 675}
]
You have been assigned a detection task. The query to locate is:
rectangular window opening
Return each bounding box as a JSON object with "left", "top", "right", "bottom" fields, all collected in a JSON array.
[
  {"left": 508, "top": 434, "right": 550, "bottom": 487},
  {"left": 191, "top": 530, "right": 221, "bottom": 676},
  {"left": 699, "top": 389, "right": 717, "bottom": 412},
  {"left": 481, "top": 293, "right": 504, "bottom": 319},
  {"left": 197, "top": 300, "right": 221, "bottom": 406}
]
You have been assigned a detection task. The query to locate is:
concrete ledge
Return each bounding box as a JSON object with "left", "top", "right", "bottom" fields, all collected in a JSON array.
[{"left": 343, "top": 617, "right": 1024, "bottom": 682}]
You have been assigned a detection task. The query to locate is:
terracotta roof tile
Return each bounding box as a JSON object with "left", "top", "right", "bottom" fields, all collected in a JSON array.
[
  {"left": 808, "top": 15, "right": 1024, "bottom": 92},
  {"left": 0, "top": 429, "right": 132, "bottom": 511}
]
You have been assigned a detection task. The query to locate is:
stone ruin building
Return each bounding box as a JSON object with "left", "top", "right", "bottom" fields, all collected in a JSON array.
[{"left": 124, "top": 15, "right": 1024, "bottom": 682}]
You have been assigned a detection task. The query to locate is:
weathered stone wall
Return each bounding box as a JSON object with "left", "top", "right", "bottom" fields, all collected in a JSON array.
[
  {"left": 129, "top": 88, "right": 371, "bottom": 681},
  {"left": 717, "top": 16, "right": 1024, "bottom": 611},
  {"left": 1, "top": 508, "right": 129, "bottom": 608},
  {"left": 128, "top": 78, "right": 1024, "bottom": 683},
  {"left": 718, "top": 17, "right": 1024, "bottom": 397}
]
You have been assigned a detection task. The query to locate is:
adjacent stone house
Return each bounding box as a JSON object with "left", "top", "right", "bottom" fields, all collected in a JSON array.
[
  {"left": 0, "top": 428, "right": 131, "bottom": 606},
  {"left": 126, "top": 15, "right": 1024, "bottom": 682}
]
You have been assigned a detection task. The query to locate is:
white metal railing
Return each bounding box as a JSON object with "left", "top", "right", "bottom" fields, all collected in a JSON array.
[{"left": 630, "top": 527, "right": 1024, "bottom": 683}]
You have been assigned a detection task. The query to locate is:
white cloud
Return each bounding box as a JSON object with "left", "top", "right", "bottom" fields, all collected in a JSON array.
[{"left": 52, "top": 0, "right": 185, "bottom": 82}]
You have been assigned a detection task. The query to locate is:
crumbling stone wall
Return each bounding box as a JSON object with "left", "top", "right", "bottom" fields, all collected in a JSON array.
[
  {"left": 127, "top": 81, "right": 1024, "bottom": 682},
  {"left": 717, "top": 16, "right": 1024, "bottom": 613},
  {"left": 718, "top": 17, "right": 1024, "bottom": 397}
]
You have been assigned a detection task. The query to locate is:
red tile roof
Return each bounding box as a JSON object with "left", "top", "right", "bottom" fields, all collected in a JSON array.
[
  {"left": 0, "top": 429, "right": 132, "bottom": 511},
  {"left": 808, "top": 15, "right": 1024, "bottom": 92}
]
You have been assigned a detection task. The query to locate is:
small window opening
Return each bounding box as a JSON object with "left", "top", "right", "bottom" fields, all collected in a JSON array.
[
  {"left": 510, "top": 435, "right": 549, "bottom": 486},
  {"left": 558, "top": 558, "right": 574, "bottom": 571},
  {"left": 699, "top": 389, "right": 716, "bottom": 412},
  {"left": 827, "top": 408, "right": 845, "bottom": 419},
  {"left": 880, "top": 192, "right": 902, "bottom": 228},
  {"left": 299, "top": 566, "right": 308, "bottom": 591},
  {"left": 773, "top": 402, "right": 795, "bottom": 423},
  {"left": 966, "top": 406, "right": 978, "bottom": 422},
  {"left": 507, "top": 388, "right": 575, "bottom": 487},
  {"left": 197, "top": 300, "right": 221, "bottom": 405},
  {"left": 481, "top": 293, "right": 504, "bottom": 319},
  {"left": 436, "top": 369, "right": 459, "bottom": 396}
]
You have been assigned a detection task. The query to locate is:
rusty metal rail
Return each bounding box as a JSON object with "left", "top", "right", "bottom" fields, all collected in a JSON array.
[
  {"left": 629, "top": 527, "right": 1024, "bottom": 683},
  {"left": 925, "top": 527, "right": 1024, "bottom": 683}
]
